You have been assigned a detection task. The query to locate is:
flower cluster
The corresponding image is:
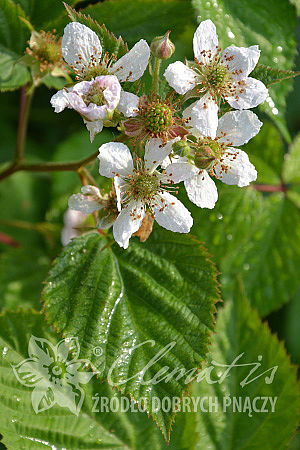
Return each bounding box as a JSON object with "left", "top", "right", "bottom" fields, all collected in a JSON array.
[{"left": 52, "top": 19, "right": 268, "bottom": 249}]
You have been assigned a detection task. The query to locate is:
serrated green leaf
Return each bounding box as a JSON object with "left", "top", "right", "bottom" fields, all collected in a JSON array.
[
  {"left": 0, "top": 248, "right": 50, "bottom": 311},
  {"left": 0, "top": 51, "right": 30, "bottom": 92},
  {"left": 251, "top": 63, "right": 300, "bottom": 87},
  {"left": 193, "top": 292, "right": 300, "bottom": 449},
  {"left": 191, "top": 0, "right": 297, "bottom": 140},
  {"left": 64, "top": 2, "right": 128, "bottom": 59},
  {"left": 0, "top": 308, "right": 198, "bottom": 449},
  {"left": 42, "top": 228, "right": 219, "bottom": 439}
]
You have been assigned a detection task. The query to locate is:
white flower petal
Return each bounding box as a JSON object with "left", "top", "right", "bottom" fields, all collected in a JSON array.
[
  {"left": 164, "top": 61, "right": 197, "bottom": 95},
  {"left": 184, "top": 169, "right": 218, "bottom": 209},
  {"left": 113, "top": 200, "right": 145, "bottom": 249},
  {"left": 50, "top": 89, "right": 71, "bottom": 113},
  {"left": 226, "top": 77, "right": 268, "bottom": 110},
  {"left": 152, "top": 192, "right": 193, "bottom": 233},
  {"left": 118, "top": 91, "right": 139, "bottom": 117},
  {"left": 221, "top": 45, "right": 260, "bottom": 80},
  {"left": 217, "top": 110, "right": 262, "bottom": 147},
  {"left": 144, "top": 137, "right": 180, "bottom": 171},
  {"left": 112, "top": 39, "right": 150, "bottom": 82},
  {"left": 61, "top": 22, "right": 102, "bottom": 72},
  {"left": 190, "top": 94, "right": 218, "bottom": 139},
  {"left": 98, "top": 142, "right": 133, "bottom": 177},
  {"left": 162, "top": 161, "right": 194, "bottom": 184},
  {"left": 193, "top": 20, "right": 218, "bottom": 63},
  {"left": 114, "top": 176, "right": 125, "bottom": 212},
  {"left": 214, "top": 148, "right": 257, "bottom": 187},
  {"left": 83, "top": 119, "right": 104, "bottom": 142},
  {"left": 68, "top": 193, "right": 101, "bottom": 213}
]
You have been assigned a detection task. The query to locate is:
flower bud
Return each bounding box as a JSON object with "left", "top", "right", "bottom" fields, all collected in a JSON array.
[
  {"left": 172, "top": 139, "right": 191, "bottom": 157},
  {"left": 194, "top": 146, "right": 216, "bottom": 170},
  {"left": 150, "top": 31, "right": 175, "bottom": 60}
]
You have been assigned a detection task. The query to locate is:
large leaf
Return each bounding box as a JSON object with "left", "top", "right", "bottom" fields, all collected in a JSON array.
[
  {"left": 193, "top": 291, "right": 300, "bottom": 449},
  {"left": 82, "top": 0, "right": 194, "bottom": 47},
  {"left": 42, "top": 228, "right": 220, "bottom": 439},
  {"left": 0, "top": 309, "right": 197, "bottom": 449},
  {"left": 191, "top": 0, "right": 297, "bottom": 140}
]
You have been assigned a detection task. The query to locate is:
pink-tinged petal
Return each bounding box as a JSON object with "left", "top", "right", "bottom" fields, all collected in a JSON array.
[
  {"left": 226, "top": 77, "right": 268, "bottom": 110},
  {"left": 112, "top": 39, "right": 150, "bottom": 82},
  {"left": 61, "top": 22, "right": 102, "bottom": 72},
  {"left": 99, "top": 75, "right": 121, "bottom": 110},
  {"left": 214, "top": 148, "right": 257, "bottom": 187},
  {"left": 68, "top": 194, "right": 102, "bottom": 214},
  {"left": 164, "top": 61, "right": 197, "bottom": 94},
  {"left": 50, "top": 89, "right": 71, "bottom": 113},
  {"left": 190, "top": 94, "right": 218, "bottom": 139},
  {"left": 98, "top": 142, "right": 133, "bottom": 177},
  {"left": 83, "top": 119, "right": 104, "bottom": 142},
  {"left": 152, "top": 192, "right": 193, "bottom": 233},
  {"left": 118, "top": 91, "right": 139, "bottom": 117},
  {"left": 221, "top": 45, "right": 260, "bottom": 80},
  {"left": 113, "top": 200, "right": 145, "bottom": 249},
  {"left": 217, "top": 110, "right": 262, "bottom": 147},
  {"left": 184, "top": 169, "right": 218, "bottom": 209},
  {"left": 144, "top": 137, "right": 180, "bottom": 171},
  {"left": 193, "top": 20, "right": 218, "bottom": 63}
]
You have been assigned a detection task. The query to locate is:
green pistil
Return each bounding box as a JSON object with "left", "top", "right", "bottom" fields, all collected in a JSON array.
[
  {"left": 37, "top": 42, "right": 61, "bottom": 63},
  {"left": 131, "top": 172, "right": 160, "bottom": 201},
  {"left": 83, "top": 84, "right": 105, "bottom": 106},
  {"left": 144, "top": 103, "right": 173, "bottom": 135},
  {"left": 205, "top": 63, "right": 229, "bottom": 87}
]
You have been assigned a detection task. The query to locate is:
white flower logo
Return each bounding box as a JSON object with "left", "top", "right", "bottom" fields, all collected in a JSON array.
[{"left": 12, "top": 336, "right": 96, "bottom": 415}]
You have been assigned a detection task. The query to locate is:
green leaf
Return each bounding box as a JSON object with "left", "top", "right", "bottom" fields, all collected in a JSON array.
[
  {"left": 12, "top": 0, "right": 79, "bottom": 30},
  {"left": 193, "top": 292, "right": 300, "bottom": 449},
  {"left": 189, "top": 186, "right": 300, "bottom": 317},
  {"left": 0, "top": 51, "right": 30, "bottom": 92},
  {"left": 191, "top": 0, "right": 297, "bottom": 140},
  {"left": 0, "top": 248, "right": 50, "bottom": 311},
  {"left": 81, "top": 0, "right": 194, "bottom": 47},
  {"left": 251, "top": 63, "right": 300, "bottom": 87},
  {"left": 64, "top": 2, "right": 128, "bottom": 59},
  {"left": 0, "top": 308, "right": 198, "bottom": 448},
  {"left": 42, "top": 228, "right": 220, "bottom": 439}
]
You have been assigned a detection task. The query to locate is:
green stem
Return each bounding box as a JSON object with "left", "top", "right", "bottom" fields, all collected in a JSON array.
[
  {"left": 152, "top": 57, "right": 162, "bottom": 95},
  {"left": 15, "top": 86, "right": 34, "bottom": 164}
]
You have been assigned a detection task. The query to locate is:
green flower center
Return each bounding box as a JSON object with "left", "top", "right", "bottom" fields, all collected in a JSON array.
[
  {"left": 129, "top": 171, "right": 160, "bottom": 202},
  {"left": 144, "top": 103, "right": 174, "bottom": 135},
  {"left": 37, "top": 42, "right": 61, "bottom": 64},
  {"left": 82, "top": 83, "right": 105, "bottom": 106}
]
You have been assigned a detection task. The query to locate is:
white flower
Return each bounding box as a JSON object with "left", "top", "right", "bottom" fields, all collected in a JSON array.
[
  {"left": 51, "top": 75, "right": 121, "bottom": 142},
  {"left": 97, "top": 138, "right": 193, "bottom": 249},
  {"left": 61, "top": 22, "right": 150, "bottom": 83},
  {"left": 68, "top": 185, "right": 118, "bottom": 230},
  {"left": 167, "top": 110, "right": 262, "bottom": 209},
  {"left": 164, "top": 19, "right": 268, "bottom": 122}
]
